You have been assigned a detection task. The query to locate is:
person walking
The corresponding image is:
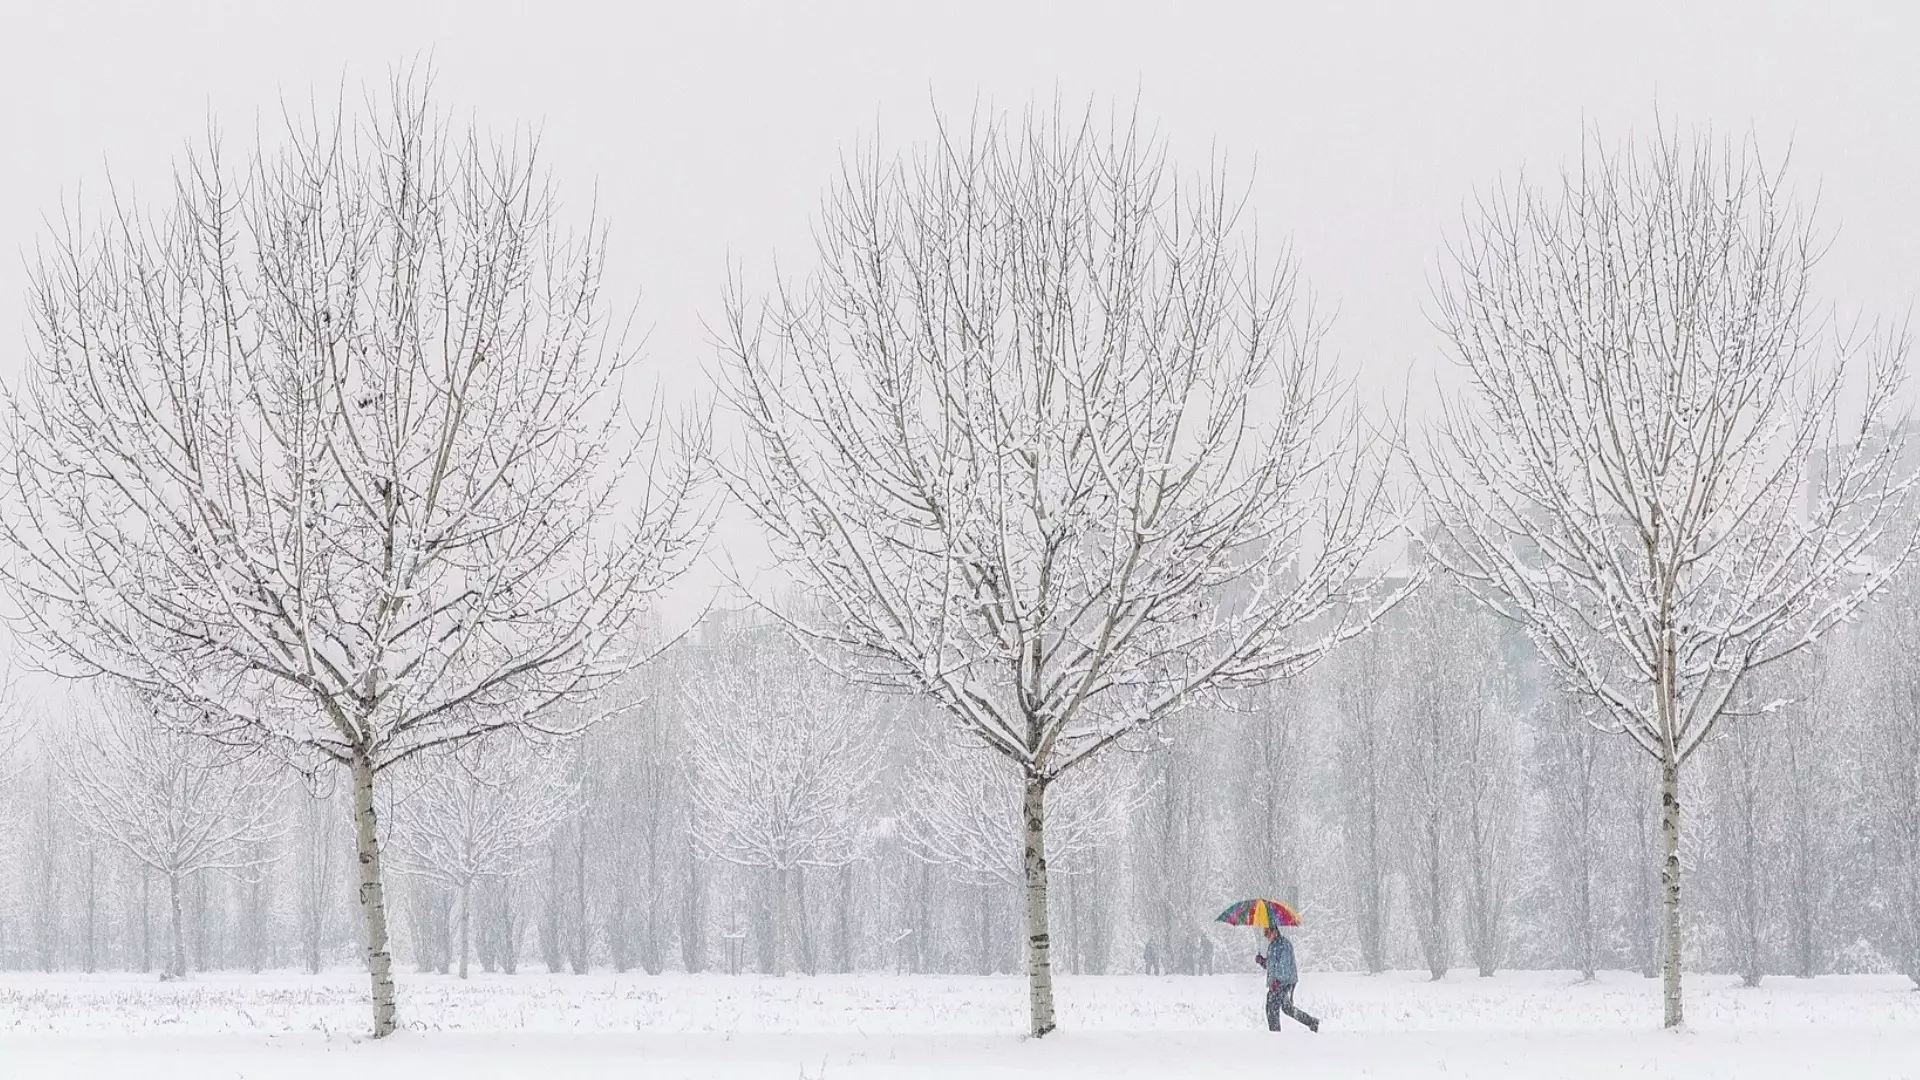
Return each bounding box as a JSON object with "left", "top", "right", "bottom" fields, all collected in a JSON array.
[{"left": 1256, "top": 927, "right": 1319, "bottom": 1032}]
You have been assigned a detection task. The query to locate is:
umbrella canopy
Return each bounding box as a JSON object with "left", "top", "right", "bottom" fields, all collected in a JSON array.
[{"left": 1215, "top": 898, "right": 1302, "bottom": 929}]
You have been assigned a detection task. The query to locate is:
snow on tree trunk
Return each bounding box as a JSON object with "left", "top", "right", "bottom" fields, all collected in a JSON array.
[
  {"left": 796, "top": 867, "right": 817, "bottom": 976},
  {"left": 352, "top": 752, "right": 398, "bottom": 1038},
  {"left": 458, "top": 880, "right": 472, "bottom": 980},
  {"left": 1660, "top": 757, "right": 1684, "bottom": 1030},
  {"left": 1022, "top": 777, "right": 1055, "bottom": 1039},
  {"left": 168, "top": 873, "right": 186, "bottom": 979}
]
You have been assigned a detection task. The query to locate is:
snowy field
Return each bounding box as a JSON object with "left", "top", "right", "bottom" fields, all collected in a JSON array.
[{"left": 2, "top": 969, "right": 1916, "bottom": 1078}]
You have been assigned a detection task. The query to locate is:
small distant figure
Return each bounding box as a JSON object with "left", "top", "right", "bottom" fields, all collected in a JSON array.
[
  {"left": 1196, "top": 933, "right": 1214, "bottom": 975},
  {"left": 1143, "top": 938, "right": 1161, "bottom": 975},
  {"left": 1256, "top": 927, "right": 1319, "bottom": 1033}
]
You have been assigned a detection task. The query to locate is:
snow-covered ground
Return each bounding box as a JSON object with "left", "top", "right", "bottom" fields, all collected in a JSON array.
[{"left": 2, "top": 969, "right": 1914, "bottom": 1077}]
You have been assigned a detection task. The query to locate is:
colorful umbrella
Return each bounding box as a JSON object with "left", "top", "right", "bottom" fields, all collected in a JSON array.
[{"left": 1215, "top": 898, "right": 1302, "bottom": 929}]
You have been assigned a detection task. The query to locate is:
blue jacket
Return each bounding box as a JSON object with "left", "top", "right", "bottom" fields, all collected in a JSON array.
[{"left": 1257, "top": 935, "right": 1297, "bottom": 985}]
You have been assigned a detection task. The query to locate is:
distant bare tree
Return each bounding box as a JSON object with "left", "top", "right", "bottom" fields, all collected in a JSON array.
[
  {"left": 0, "top": 74, "right": 703, "bottom": 1033},
  {"left": 57, "top": 691, "right": 284, "bottom": 977},
  {"left": 1534, "top": 699, "right": 1611, "bottom": 981},
  {"left": 684, "top": 625, "right": 883, "bottom": 975},
  {"left": 388, "top": 735, "right": 576, "bottom": 978},
  {"left": 1858, "top": 571, "right": 1920, "bottom": 987},
  {"left": 1334, "top": 631, "right": 1395, "bottom": 974},
  {"left": 901, "top": 721, "right": 1141, "bottom": 890},
  {"left": 1425, "top": 125, "right": 1915, "bottom": 1026},
  {"left": 720, "top": 102, "right": 1402, "bottom": 1036}
]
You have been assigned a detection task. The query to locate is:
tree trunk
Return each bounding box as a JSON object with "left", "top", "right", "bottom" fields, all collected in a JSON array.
[
  {"left": 1421, "top": 806, "right": 1448, "bottom": 980},
  {"left": 193, "top": 872, "right": 209, "bottom": 972},
  {"left": 1022, "top": 777, "right": 1056, "bottom": 1038},
  {"left": 680, "top": 839, "right": 706, "bottom": 974},
  {"left": 1572, "top": 727, "right": 1597, "bottom": 982},
  {"left": 1660, "top": 756, "right": 1684, "bottom": 1029},
  {"left": 247, "top": 867, "right": 267, "bottom": 974},
  {"left": 798, "top": 866, "right": 820, "bottom": 975},
  {"left": 569, "top": 822, "right": 590, "bottom": 974},
  {"left": 352, "top": 750, "right": 399, "bottom": 1038},
  {"left": 83, "top": 847, "right": 98, "bottom": 974},
  {"left": 502, "top": 883, "right": 520, "bottom": 975},
  {"left": 458, "top": 880, "right": 472, "bottom": 979},
  {"left": 1574, "top": 838, "right": 1595, "bottom": 981},
  {"left": 770, "top": 865, "right": 789, "bottom": 975},
  {"left": 542, "top": 840, "right": 565, "bottom": 972},
  {"left": 140, "top": 866, "right": 153, "bottom": 974},
  {"left": 836, "top": 863, "right": 855, "bottom": 974},
  {"left": 168, "top": 872, "right": 186, "bottom": 978},
  {"left": 978, "top": 879, "right": 994, "bottom": 975}
]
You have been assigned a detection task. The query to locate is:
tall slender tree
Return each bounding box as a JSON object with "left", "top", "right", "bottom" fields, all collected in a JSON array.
[{"left": 1424, "top": 125, "right": 1915, "bottom": 1026}]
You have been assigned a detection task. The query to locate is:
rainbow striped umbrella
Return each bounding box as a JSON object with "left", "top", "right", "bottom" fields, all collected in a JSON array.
[{"left": 1215, "top": 898, "right": 1302, "bottom": 929}]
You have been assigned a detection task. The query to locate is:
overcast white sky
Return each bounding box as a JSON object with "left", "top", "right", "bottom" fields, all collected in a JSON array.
[{"left": 0, "top": 0, "right": 1914, "bottom": 608}]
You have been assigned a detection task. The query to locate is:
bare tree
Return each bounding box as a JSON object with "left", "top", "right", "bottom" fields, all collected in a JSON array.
[
  {"left": 1459, "top": 636, "right": 1522, "bottom": 978},
  {"left": 1424, "top": 125, "right": 1914, "bottom": 1026},
  {"left": 1534, "top": 698, "right": 1610, "bottom": 980},
  {"left": 902, "top": 721, "right": 1141, "bottom": 890},
  {"left": 293, "top": 774, "right": 346, "bottom": 975},
  {"left": 1334, "top": 630, "right": 1395, "bottom": 974},
  {"left": 1389, "top": 588, "right": 1465, "bottom": 980},
  {"left": 1857, "top": 571, "right": 1920, "bottom": 986},
  {"left": 388, "top": 734, "right": 576, "bottom": 978},
  {"left": 1700, "top": 692, "right": 1777, "bottom": 987},
  {"left": 1775, "top": 654, "right": 1834, "bottom": 979},
  {"left": 719, "top": 102, "right": 1401, "bottom": 1036},
  {"left": 684, "top": 623, "right": 883, "bottom": 975},
  {"left": 56, "top": 691, "right": 284, "bottom": 977},
  {"left": 0, "top": 74, "right": 703, "bottom": 1031},
  {"left": 1237, "top": 681, "right": 1305, "bottom": 915}
]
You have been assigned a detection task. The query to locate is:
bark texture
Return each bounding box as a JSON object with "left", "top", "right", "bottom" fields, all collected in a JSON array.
[
  {"left": 1022, "top": 778, "right": 1056, "bottom": 1038},
  {"left": 353, "top": 753, "right": 398, "bottom": 1038},
  {"left": 1660, "top": 758, "right": 1684, "bottom": 1029}
]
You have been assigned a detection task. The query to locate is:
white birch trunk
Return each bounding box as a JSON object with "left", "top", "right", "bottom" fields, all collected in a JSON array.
[
  {"left": 1022, "top": 778, "right": 1056, "bottom": 1038},
  {"left": 1660, "top": 757, "right": 1684, "bottom": 1029},
  {"left": 352, "top": 752, "right": 398, "bottom": 1037}
]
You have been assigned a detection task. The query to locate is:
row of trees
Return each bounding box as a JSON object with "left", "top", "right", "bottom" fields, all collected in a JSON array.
[
  {"left": 0, "top": 76, "right": 1910, "bottom": 1037},
  {"left": 6, "top": 583, "right": 1918, "bottom": 995}
]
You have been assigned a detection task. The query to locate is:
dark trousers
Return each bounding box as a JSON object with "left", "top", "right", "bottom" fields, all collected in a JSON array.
[{"left": 1265, "top": 981, "right": 1318, "bottom": 1031}]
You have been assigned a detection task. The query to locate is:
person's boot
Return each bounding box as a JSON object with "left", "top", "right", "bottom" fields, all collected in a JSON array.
[{"left": 1308, "top": 1017, "right": 1320, "bottom": 1033}]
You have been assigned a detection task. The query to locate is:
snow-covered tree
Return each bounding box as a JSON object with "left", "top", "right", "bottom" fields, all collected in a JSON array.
[
  {"left": 56, "top": 691, "right": 284, "bottom": 977},
  {"left": 1531, "top": 697, "right": 1619, "bottom": 981},
  {"left": 1388, "top": 588, "right": 1467, "bottom": 980},
  {"left": 684, "top": 624, "right": 883, "bottom": 975},
  {"left": 0, "top": 75, "right": 703, "bottom": 1032},
  {"left": 1856, "top": 571, "right": 1920, "bottom": 986},
  {"left": 719, "top": 102, "right": 1403, "bottom": 1036},
  {"left": 388, "top": 735, "right": 576, "bottom": 978},
  {"left": 1424, "top": 126, "right": 1915, "bottom": 1026},
  {"left": 900, "top": 722, "right": 1140, "bottom": 890},
  {"left": 1333, "top": 629, "right": 1396, "bottom": 974},
  {"left": 292, "top": 774, "right": 348, "bottom": 975}
]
